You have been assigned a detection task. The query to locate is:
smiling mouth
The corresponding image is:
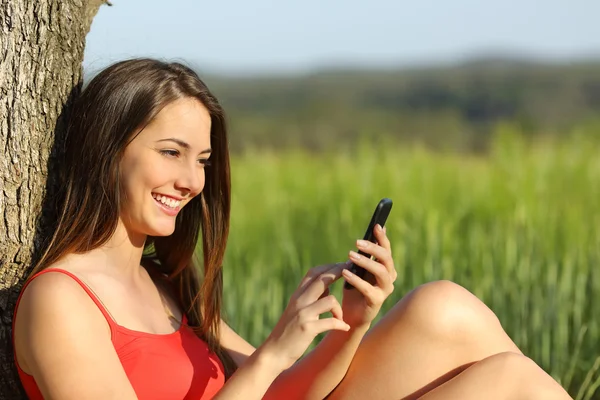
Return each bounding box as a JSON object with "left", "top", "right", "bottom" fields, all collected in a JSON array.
[
  {"left": 151, "top": 193, "right": 182, "bottom": 215},
  {"left": 152, "top": 193, "right": 181, "bottom": 207}
]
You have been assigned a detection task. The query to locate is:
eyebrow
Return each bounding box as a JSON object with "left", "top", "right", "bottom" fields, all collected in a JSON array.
[{"left": 156, "top": 138, "right": 211, "bottom": 154}]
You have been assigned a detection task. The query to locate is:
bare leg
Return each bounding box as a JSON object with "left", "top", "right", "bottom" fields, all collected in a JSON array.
[
  {"left": 326, "top": 281, "right": 569, "bottom": 399},
  {"left": 420, "top": 352, "right": 571, "bottom": 400}
]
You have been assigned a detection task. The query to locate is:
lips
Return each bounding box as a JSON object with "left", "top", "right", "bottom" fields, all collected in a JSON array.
[{"left": 152, "top": 194, "right": 181, "bottom": 216}]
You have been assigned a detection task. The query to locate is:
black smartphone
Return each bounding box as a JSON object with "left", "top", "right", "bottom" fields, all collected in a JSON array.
[{"left": 344, "top": 198, "right": 393, "bottom": 290}]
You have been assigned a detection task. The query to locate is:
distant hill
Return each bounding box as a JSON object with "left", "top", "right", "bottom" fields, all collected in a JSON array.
[{"left": 203, "top": 57, "right": 600, "bottom": 152}]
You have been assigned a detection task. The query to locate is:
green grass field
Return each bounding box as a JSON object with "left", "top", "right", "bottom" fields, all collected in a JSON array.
[{"left": 219, "top": 131, "right": 600, "bottom": 398}]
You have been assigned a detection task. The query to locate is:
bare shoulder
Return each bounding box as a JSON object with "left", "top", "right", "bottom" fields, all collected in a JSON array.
[
  {"left": 13, "top": 264, "right": 137, "bottom": 399},
  {"left": 15, "top": 255, "right": 110, "bottom": 349},
  {"left": 14, "top": 267, "right": 112, "bottom": 370}
]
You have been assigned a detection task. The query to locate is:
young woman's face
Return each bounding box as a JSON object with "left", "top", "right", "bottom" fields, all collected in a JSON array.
[{"left": 119, "top": 97, "right": 212, "bottom": 237}]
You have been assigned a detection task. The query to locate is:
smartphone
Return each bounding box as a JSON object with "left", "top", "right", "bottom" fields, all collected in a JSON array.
[{"left": 344, "top": 198, "right": 393, "bottom": 290}]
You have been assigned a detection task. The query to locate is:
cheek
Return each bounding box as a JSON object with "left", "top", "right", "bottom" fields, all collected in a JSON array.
[
  {"left": 120, "top": 157, "right": 164, "bottom": 200},
  {"left": 145, "top": 163, "right": 169, "bottom": 183}
]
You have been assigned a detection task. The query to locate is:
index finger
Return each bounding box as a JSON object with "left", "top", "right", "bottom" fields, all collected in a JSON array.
[
  {"left": 296, "top": 262, "right": 348, "bottom": 290},
  {"left": 298, "top": 262, "right": 348, "bottom": 304},
  {"left": 294, "top": 263, "right": 338, "bottom": 292}
]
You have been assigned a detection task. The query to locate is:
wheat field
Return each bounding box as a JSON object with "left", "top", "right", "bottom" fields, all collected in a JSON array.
[{"left": 217, "top": 132, "right": 600, "bottom": 398}]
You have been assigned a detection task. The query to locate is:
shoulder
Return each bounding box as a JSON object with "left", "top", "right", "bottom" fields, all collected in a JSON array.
[
  {"left": 16, "top": 264, "right": 105, "bottom": 323},
  {"left": 14, "top": 266, "right": 112, "bottom": 373},
  {"left": 16, "top": 254, "right": 110, "bottom": 331},
  {"left": 13, "top": 265, "right": 138, "bottom": 399}
]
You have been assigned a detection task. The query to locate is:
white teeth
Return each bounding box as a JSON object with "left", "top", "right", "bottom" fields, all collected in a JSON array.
[{"left": 152, "top": 193, "right": 181, "bottom": 209}]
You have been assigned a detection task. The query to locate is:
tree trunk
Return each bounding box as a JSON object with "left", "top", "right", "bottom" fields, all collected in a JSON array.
[{"left": 0, "top": 1, "right": 105, "bottom": 397}]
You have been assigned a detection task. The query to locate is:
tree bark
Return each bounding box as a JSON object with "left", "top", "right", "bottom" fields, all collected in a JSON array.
[{"left": 0, "top": 0, "right": 105, "bottom": 397}]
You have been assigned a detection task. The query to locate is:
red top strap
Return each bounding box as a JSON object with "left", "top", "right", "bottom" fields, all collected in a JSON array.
[{"left": 13, "top": 267, "right": 119, "bottom": 338}]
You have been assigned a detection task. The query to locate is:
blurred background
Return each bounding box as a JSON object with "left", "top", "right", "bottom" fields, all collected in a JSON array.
[{"left": 84, "top": 1, "right": 600, "bottom": 397}]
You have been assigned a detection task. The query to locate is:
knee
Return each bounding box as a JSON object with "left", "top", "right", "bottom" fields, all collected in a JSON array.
[
  {"left": 486, "top": 351, "right": 535, "bottom": 372},
  {"left": 482, "top": 352, "right": 570, "bottom": 399},
  {"left": 399, "top": 280, "right": 502, "bottom": 342}
]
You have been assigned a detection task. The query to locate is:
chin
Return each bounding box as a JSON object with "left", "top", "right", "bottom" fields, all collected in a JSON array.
[
  {"left": 146, "top": 222, "right": 177, "bottom": 237},
  {"left": 155, "top": 228, "right": 176, "bottom": 237}
]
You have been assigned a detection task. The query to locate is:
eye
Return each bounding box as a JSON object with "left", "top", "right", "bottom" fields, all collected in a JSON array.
[
  {"left": 160, "top": 149, "right": 179, "bottom": 157},
  {"left": 198, "top": 159, "right": 211, "bottom": 167}
]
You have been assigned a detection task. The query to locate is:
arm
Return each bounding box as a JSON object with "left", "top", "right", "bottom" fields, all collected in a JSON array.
[
  {"left": 211, "top": 345, "right": 283, "bottom": 399},
  {"left": 264, "top": 225, "right": 396, "bottom": 399},
  {"left": 219, "top": 319, "right": 370, "bottom": 400},
  {"left": 265, "top": 323, "right": 370, "bottom": 399},
  {"left": 13, "top": 272, "right": 138, "bottom": 400},
  {"left": 217, "top": 262, "right": 360, "bottom": 399}
]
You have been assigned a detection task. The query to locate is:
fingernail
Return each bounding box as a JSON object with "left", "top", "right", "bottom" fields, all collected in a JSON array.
[
  {"left": 342, "top": 269, "right": 353, "bottom": 277},
  {"left": 383, "top": 226, "right": 387, "bottom": 233},
  {"left": 376, "top": 224, "right": 383, "bottom": 231},
  {"left": 356, "top": 239, "right": 368, "bottom": 248},
  {"left": 349, "top": 251, "right": 360, "bottom": 260}
]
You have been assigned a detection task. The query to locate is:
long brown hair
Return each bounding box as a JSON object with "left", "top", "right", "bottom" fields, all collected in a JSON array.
[{"left": 29, "top": 58, "right": 238, "bottom": 378}]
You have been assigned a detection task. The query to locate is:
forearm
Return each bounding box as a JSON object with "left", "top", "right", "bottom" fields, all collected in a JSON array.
[
  {"left": 263, "top": 323, "right": 370, "bottom": 400},
  {"left": 213, "top": 349, "right": 282, "bottom": 400}
]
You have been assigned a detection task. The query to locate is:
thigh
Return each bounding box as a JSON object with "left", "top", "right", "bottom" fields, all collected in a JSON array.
[
  {"left": 420, "top": 352, "right": 571, "bottom": 400},
  {"left": 326, "top": 281, "right": 522, "bottom": 400}
]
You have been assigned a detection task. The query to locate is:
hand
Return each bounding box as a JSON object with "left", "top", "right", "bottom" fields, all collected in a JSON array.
[
  {"left": 260, "top": 263, "right": 351, "bottom": 372},
  {"left": 341, "top": 224, "right": 396, "bottom": 329}
]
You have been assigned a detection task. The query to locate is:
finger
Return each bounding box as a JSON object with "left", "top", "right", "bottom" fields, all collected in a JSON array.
[
  {"left": 294, "top": 263, "right": 341, "bottom": 295},
  {"left": 374, "top": 224, "right": 392, "bottom": 255},
  {"left": 356, "top": 237, "right": 395, "bottom": 278},
  {"left": 342, "top": 268, "right": 385, "bottom": 304},
  {"left": 348, "top": 250, "right": 393, "bottom": 291},
  {"left": 318, "top": 287, "right": 330, "bottom": 301},
  {"left": 305, "top": 318, "right": 351, "bottom": 335},
  {"left": 368, "top": 224, "right": 396, "bottom": 278},
  {"left": 299, "top": 262, "right": 347, "bottom": 305},
  {"left": 302, "top": 294, "right": 343, "bottom": 321}
]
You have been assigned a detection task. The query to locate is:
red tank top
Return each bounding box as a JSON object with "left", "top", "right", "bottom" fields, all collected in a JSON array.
[{"left": 12, "top": 268, "right": 226, "bottom": 399}]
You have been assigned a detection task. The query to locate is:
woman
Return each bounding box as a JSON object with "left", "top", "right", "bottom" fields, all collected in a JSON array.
[{"left": 12, "top": 58, "right": 572, "bottom": 400}]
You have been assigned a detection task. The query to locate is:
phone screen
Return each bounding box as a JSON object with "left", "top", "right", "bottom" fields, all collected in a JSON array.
[{"left": 344, "top": 198, "right": 393, "bottom": 290}]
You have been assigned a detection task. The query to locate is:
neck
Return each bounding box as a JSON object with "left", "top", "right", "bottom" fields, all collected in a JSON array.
[{"left": 97, "top": 218, "right": 147, "bottom": 279}]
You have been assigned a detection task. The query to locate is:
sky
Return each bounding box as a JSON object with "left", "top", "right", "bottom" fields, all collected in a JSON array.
[{"left": 83, "top": 0, "right": 600, "bottom": 77}]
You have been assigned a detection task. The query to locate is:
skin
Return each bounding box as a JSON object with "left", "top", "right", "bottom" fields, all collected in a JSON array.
[
  {"left": 13, "top": 97, "right": 572, "bottom": 399},
  {"left": 13, "top": 97, "right": 212, "bottom": 399},
  {"left": 323, "top": 279, "right": 572, "bottom": 399}
]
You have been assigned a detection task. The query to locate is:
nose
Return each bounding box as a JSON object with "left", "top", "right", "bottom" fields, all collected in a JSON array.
[{"left": 174, "top": 160, "right": 205, "bottom": 196}]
